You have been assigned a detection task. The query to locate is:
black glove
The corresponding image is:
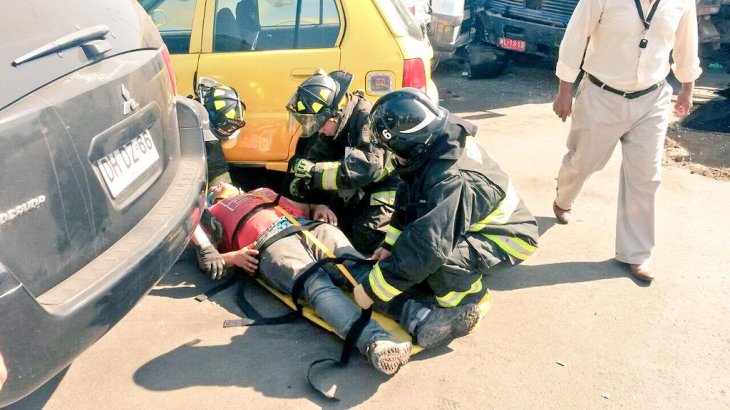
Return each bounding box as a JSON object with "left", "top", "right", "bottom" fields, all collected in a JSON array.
[
  {"left": 196, "top": 244, "right": 227, "bottom": 280},
  {"left": 289, "top": 176, "right": 312, "bottom": 200}
]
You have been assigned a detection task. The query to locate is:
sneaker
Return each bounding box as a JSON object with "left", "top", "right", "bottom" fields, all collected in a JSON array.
[
  {"left": 414, "top": 304, "right": 481, "bottom": 349},
  {"left": 366, "top": 340, "right": 411, "bottom": 376}
]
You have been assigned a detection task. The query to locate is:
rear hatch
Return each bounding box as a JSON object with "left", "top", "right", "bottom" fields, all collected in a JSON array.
[{"left": 0, "top": 0, "right": 180, "bottom": 297}]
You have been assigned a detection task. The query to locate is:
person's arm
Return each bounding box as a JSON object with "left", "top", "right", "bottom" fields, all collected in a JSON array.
[
  {"left": 671, "top": 0, "right": 702, "bottom": 117},
  {"left": 221, "top": 247, "right": 259, "bottom": 274},
  {"left": 553, "top": 0, "right": 603, "bottom": 121},
  {"left": 359, "top": 173, "right": 474, "bottom": 304},
  {"left": 0, "top": 350, "right": 7, "bottom": 393},
  {"left": 192, "top": 224, "right": 227, "bottom": 280}
]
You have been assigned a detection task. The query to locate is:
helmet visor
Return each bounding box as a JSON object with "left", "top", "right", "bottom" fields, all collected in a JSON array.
[{"left": 213, "top": 97, "right": 246, "bottom": 139}]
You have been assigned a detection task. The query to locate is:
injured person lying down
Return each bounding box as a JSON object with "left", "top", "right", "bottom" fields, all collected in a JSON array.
[{"left": 191, "top": 183, "right": 484, "bottom": 375}]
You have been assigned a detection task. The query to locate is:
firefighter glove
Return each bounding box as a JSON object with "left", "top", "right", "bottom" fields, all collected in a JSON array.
[
  {"left": 292, "top": 158, "right": 315, "bottom": 179},
  {"left": 289, "top": 176, "right": 312, "bottom": 199},
  {"left": 197, "top": 244, "right": 227, "bottom": 280},
  {"left": 354, "top": 284, "right": 374, "bottom": 309}
]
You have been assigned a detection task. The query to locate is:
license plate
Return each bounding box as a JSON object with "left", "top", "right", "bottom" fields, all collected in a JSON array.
[
  {"left": 498, "top": 37, "right": 526, "bottom": 52},
  {"left": 96, "top": 130, "right": 159, "bottom": 198}
]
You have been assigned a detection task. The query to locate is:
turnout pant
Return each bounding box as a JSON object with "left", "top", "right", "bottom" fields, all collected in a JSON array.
[
  {"left": 257, "top": 223, "right": 392, "bottom": 353},
  {"left": 555, "top": 78, "right": 672, "bottom": 264}
]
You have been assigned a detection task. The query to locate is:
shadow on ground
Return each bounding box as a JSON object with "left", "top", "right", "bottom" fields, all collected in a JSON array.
[{"left": 133, "top": 317, "right": 405, "bottom": 408}]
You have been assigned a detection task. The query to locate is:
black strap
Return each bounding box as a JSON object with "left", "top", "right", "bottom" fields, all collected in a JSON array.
[
  {"left": 255, "top": 220, "right": 323, "bottom": 256},
  {"left": 633, "top": 0, "right": 661, "bottom": 30}
]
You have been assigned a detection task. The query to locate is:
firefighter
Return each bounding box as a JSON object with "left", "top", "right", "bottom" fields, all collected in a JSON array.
[
  {"left": 196, "top": 77, "right": 246, "bottom": 185},
  {"left": 286, "top": 69, "right": 399, "bottom": 254},
  {"left": 352, "top": 88, "right": 540, "bottom": 349}
]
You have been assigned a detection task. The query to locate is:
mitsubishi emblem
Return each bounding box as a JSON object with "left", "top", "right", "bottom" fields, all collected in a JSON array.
[{"left": 121, "top": 84, "right": 139, "bottom": 116}]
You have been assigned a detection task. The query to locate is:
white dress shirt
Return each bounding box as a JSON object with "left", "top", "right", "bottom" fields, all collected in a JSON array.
[{"left": 556, "top": 0, "right": 702, "bottom": 91}]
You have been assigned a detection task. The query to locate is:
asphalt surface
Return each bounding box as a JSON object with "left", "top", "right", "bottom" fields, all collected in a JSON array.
[{"left": 11, "top": 60, "right": 730, "bottom": 409}]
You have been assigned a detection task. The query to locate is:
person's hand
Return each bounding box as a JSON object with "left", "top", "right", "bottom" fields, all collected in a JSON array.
[
  {"left": 292, "top": 158, "right": 315, "bottom": 179},
  {"left": 312, "top": 204, "right": 337, "bottom": 225},
  {"left": 289, "top": 177, "right": 311, "bottom": 199},
  {"left": 196, "top": 244, "right": 227, "bottom": 280},
  {"left": 674, "top": 88, "right": 693, "bottom": 117},
  {"left": 0, "top": 350, "right": 7, "bottom": 392},
  {"left": 228, "top": 247, "right": 259, "bottom": 274},
  {"left": 552, "top": 90, "right": 573, "bottom": 122},
  {"left": 370, "top": 247, "right": 391, "bottom": 261},
  {"left": 353, "top": 284, "right": 374, "bottom": 309}
]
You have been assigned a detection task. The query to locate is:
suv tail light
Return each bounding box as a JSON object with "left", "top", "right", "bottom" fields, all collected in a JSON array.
[
  {"left": 160, "top": 45, "right": 177, "bottom": 96},
  {"left": 403, "top": 58, "right": 426, "bottom": 92}
]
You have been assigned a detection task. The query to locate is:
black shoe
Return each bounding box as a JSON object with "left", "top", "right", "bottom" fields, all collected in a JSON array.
[{"left": 414, "top": 304, "right": 481, "bottom": 349}]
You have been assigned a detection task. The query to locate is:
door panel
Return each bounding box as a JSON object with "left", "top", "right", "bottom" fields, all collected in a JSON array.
[{"left": 197, "top": 0, "right": 342, "bottom": 164}]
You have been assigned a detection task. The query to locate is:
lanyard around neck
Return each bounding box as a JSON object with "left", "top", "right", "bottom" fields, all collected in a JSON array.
[{"left": 633, "top": 0, "right": 661, "bottom": 30}]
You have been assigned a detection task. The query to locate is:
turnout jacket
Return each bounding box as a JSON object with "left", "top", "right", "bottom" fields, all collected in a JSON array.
[
  {"left": 302, "top": 92, "right": 399, "bottom": 205},
  {"left": 361, "top": 114, "right": 539, "bottom": 304}
]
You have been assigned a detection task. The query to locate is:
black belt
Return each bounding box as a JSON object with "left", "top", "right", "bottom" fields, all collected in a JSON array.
[{"left": 587, "top": 74, "right": 661, "bottom": 99}]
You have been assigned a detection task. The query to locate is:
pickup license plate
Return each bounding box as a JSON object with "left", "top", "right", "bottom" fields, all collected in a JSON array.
[
  {"left": 96, "top": 130, "right": 159, "bottom": 198},
  {"left": 498, "top": 38, "right": 526, "bottom": 52}
]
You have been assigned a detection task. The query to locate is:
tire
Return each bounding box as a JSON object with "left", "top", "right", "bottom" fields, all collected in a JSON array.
[{"left": 466, "top": 42, "right": 508, "bottom": 79}]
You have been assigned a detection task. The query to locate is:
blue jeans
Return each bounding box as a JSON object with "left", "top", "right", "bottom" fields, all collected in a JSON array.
[{"left": 257, "top": 223, "right": 392, "bottom": 354}]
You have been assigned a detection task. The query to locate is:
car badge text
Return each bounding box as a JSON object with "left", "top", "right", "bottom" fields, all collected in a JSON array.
[{"left": 0, "top": 195, "right": 46, "bottom": 226}]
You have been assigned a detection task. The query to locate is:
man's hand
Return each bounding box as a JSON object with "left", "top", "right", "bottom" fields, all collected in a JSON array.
[
  {"left": 353, "top": 284, "right": 374, "bottom": 309},
  {"left": 197, "top": 244, "right": 227, "bottom": 280},
  {"left": 674, "top": 82, "right": 694, "bottom": 117},
  {"left": 225, "top": 247, "right": 260, "bottom": 274},
  {"left": 553, "top": 80, "right": 574, "bottom": 122},
  {"left": 292, "top": 158, "right": 315, "bottom": 179},
  {"left": 0, "top": 350, "right": 7, "bottom": 393},
  {"left": 370, "top": 247, "right": 391, "bottom": 261},
  {"left": 312, "top": 204, "right": 337, "bottom": 225}
]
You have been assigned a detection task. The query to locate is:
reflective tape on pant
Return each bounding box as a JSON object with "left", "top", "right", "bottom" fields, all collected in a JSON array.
[
  {"left": 436, "top": 276, "right": 483, "bottom": 308},
  {"left": 368, "top": 263, "right": 401, "bottom": 302},
  {"left": 383, "top": 224, "right": 401, "bottom": 246},
  {"left": 468, "top": 180, "right": 520, "bottom": 231},
  {"left": 370, "top": 190, "right": 396, "bottom": 206},
  {"left": 482, "top": 234, "right": 536, "bottom": 261},
  {"left": 319, "top": 162, "right": 340, "bottom": 190}
]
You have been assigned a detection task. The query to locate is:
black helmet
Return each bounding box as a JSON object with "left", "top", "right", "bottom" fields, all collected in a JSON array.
[
  {"left": 197, "top": 77, "right": 246, "bottom": 140},
  {"left": 369, "top": 88, "right": 446, "bottom": 160},
  {"left": 286, "top": 69, "right": 353, "bottom": 137}
]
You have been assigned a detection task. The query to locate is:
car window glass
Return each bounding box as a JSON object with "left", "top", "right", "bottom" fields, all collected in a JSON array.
[
  {"left": 213, "top": 0, "right": 340, "bottom": 52},
  {"left": 141, "top": 0, "right": 197, "bottom": 54}
]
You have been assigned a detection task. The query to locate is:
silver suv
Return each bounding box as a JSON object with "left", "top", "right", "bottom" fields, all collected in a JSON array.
[{"left": 0, "top": 0, "right": 208, "bottom": 405}]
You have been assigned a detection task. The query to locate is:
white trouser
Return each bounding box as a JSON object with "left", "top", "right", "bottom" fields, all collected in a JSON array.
[{"left": 555, "top": 78, "right": 672, "bottom": 264}]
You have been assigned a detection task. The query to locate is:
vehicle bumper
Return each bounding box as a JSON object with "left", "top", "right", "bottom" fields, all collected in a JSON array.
[
  {"left": 0, "top": 97, "right": 207, "bottom": 407},
  {"left": 478, "top": 11, "right": 566, "bottom": 58}
]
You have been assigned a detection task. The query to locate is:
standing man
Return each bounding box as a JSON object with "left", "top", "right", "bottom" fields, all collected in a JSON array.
[
  {"left": 286, "top": 69, "right": 400, "bottom": 254},
  {"left": 353, "top": 88, "right": 539, "bottom": 349},
  {"left": 552, "top": 0, "right": 701, "bottom": 282}
]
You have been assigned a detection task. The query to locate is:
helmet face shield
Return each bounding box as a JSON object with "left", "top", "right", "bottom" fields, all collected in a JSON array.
[{"left": 287, "top": 92, "right": 330, "bottom": 137}]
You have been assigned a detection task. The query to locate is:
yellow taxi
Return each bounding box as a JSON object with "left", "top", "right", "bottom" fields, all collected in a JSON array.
[{"left": 141, "top": 0, "right": 438, "bottom": 171}]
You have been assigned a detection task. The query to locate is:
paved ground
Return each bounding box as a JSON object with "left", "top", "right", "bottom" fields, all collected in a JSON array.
[{"left": 12, "top": 61, "right": 730, "bottom": 409}]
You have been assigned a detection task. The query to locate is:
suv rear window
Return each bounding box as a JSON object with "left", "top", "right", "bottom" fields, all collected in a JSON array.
[
  {"left": 141, "top": 0, "right": 196, "bottom": 54},
  {"left": 374, "top": 0, "right": 424, "bottom": 41},
  {"left": 214, "top": 0, "right": 341, "bottom": 52}
]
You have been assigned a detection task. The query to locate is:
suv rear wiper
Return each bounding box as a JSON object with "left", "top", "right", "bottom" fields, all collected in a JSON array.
[{"left": 12, "top": 24, "right": 110, "bottom": 67}]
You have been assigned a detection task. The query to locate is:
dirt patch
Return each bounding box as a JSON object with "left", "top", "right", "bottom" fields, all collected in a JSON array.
[{"left": 664, "top": 97, "right": 730, "bottom": 181}]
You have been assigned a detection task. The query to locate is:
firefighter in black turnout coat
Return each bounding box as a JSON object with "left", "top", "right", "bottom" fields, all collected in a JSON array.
[
  {"left": 352, "top": 88, "right": 539, "bottom": 349},
  {"left": 286, "top": 70, "right": 399, "bottom": 254}
]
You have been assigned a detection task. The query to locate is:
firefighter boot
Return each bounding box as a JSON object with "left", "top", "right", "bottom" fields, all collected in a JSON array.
[
  {"left": 366, "top": 340, "right": 411, "bottom": 376},
  {"left": 414, "top": 303, "right": 481, "bottom": 349}
]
